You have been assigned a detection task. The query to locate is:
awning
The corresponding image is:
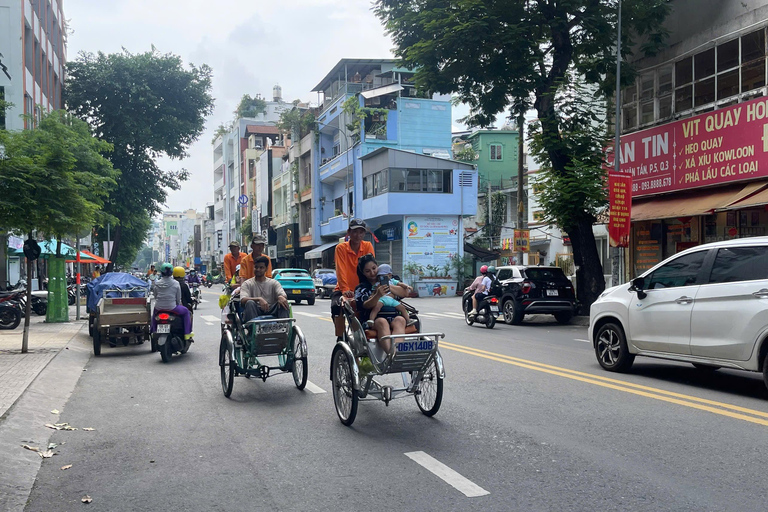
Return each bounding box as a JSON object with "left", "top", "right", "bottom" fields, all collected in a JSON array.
[
  {"left": 631, "top": 181, "right": 768, "bottom": 221},
  {"left": 464, "top": 243, "right": 499, "bottom": 262},
  {"left": 67, "top": 250, "right": 110, "bottom": 264},
  {"left": 304, "top": 241, "right": 339, "bottom": 260},
  {"left": 360, "top": 84, "right": 403, "bottom": 99},
  {"left": 718, "top": 184, "right": 768, "bottom": 210}
]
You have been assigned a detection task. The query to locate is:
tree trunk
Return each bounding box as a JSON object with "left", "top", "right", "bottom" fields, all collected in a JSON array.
[
  {"left": 106, "top": 224, "right": 122, "bottom": 272},
  {"left": 566, "top": 217, "right": 605, "bottom": 314}
]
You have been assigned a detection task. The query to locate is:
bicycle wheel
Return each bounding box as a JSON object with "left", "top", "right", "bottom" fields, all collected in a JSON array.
[
  {"left": 292, "top": 336, "right": 308, "bottom": 390},
  {"left": 415, "top": 357, "right": 443, "bottom": 417},
  {"left": 220, "top": 336, "right": 235, "bottom": 397},
  {"left": 331, "top": 348, "right": 358, "bottom": 426}
]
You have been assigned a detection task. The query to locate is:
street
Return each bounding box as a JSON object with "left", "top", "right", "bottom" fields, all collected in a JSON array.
[{"left": 19, "top": 287, "right": 768, "bottom": 511}]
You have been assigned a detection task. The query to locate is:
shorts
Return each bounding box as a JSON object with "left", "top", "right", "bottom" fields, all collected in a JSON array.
[
  {"left": 378, "top": 296, "right": 400, "bottom": 308},
  {"left": 330, "top": 290, "right": 344, "bottom": 318},
  {"left": 474, "top": 292, "right": 487, "bottom": 302}
]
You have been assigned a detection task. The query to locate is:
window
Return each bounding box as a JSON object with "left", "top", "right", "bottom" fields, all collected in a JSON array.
[
  {"left": 490, "top": 144, "right": 503, "bottom": 160},
  {"left": 389, "top": 168, "right": 452, "bottom": 193},
  {"left": 708, "top": 247, "right": 768, "bottom": 283},
  {"left": 646, "top": 251, "right": 707, "bottom": 289},
  {"left": 363, "top": 176, "right": 374, "bottom": 199},
  {"left": 496, "top": 268, "right": 512, "bottom": 281}
]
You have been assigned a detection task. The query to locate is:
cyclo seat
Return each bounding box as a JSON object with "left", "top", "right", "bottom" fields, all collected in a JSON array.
[{"left": 344, "top": 299, "right": 419, "bottom": 340}]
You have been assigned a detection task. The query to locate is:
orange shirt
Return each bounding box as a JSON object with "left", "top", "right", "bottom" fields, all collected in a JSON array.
[
  {"left": 223, "top": 252, "right": 245, "bottom": 281},
  {"left": 240, "top": 252, "right": 272, "bottom": 280},
  {"left": 334, "top": 240, "right": 375, "bottom": 293}
]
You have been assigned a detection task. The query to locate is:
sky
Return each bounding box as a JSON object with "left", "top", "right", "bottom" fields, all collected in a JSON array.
[{"left": 64, "top": 0, "right": 477, "bottom": 214}]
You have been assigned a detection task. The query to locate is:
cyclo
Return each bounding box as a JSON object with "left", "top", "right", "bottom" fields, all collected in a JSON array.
[
  {"left": 330, "top": 298, "right": 445, "bottom": 426},
  {"left": 218, "top": 282, "right": 308, "bottom": 397}
]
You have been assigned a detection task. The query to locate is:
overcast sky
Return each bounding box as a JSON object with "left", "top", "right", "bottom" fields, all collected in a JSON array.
[{"left": 64, "top": 0, "right": 477, "bottom": 214}]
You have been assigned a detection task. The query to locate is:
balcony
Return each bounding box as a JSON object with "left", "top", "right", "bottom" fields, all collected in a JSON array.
[
  {"left": 319, "top": 214, "right": 348, "bottom": 237},
  {"left": 214, "top": 198, "right": 224, "bottom": 212},
  {"left": 214, "top": 177, "right": 224, "bottom": 191},
  {"left": 319, "top": 148, "right": 353, "bottom": 182}
]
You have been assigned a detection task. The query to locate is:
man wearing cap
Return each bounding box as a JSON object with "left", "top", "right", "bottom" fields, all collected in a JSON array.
[
  {"left": 331, "top": 218, "right": 375, "bottom": 341},
  {"left": 223, "top": 241, "right": 245, "bottom": 284},
  {"left": 240, "top": 234, "right": 272, "bottom": 280}
]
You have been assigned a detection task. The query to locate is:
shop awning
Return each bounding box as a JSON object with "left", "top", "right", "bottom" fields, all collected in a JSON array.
[
  {"left": 718, "top": 184, "right": 768, "bottom": 210},
  {"left": 464, "top": 243, "right": 499, "bottom": 261},
  {"left": 360, "top": 84, "right": 403, "bottom": 99},
  {"left": 304, "top": 241, "right": 339, "bottom": 260},
  {"left": 67, "top": 250, "right": 110, "bottom": 264},
  {"left": 631, "top": 181, "right": 768, "bottom": 221}
]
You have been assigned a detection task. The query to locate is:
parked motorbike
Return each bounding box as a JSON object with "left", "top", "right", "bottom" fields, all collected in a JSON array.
[
  {"left": 462, "top": 288, "right": 500, "bottom": 329},
  {"left": 190, "top": 284, "right": 201, "bottom": 310},
  {"left": 152, "top": 311, "right": 192, "bottom": 363},
  {"left": 0, "top": 292, "right": 23, "bottom": 329}
]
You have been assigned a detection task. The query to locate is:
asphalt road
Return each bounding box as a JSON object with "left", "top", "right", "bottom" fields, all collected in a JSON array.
[{"left": 24, "top": 288, "right": 768, "bottom": 511}]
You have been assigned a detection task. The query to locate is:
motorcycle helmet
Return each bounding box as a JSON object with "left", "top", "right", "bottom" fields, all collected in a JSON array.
[
  {"left": 160, "top": 263, "right": 173, "bottom": 277},
  {"left": 480, "top": 265, "right": 488, "bottom": 274},
  {"left": 487, "top": 266, "right": 497, "bottom": 274},
  {"left": 173, "top": 266, "right": 186, "bottom": 278}
]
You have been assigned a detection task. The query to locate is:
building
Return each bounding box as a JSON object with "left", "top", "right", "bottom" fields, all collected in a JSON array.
[
  {"left": 0, "top": 0, "right": 66, "bottom": 131},
  {"left": 307, "top": 59, "right": 479, "bottom": 283},
  {"left": 618, "top": 0, "right": 768, "bottom": 277}
]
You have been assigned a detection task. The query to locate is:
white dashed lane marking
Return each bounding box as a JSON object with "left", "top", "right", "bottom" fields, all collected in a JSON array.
[
  {"left": 201, "top": 315, "right": 221, "bottom": 323},
  {"left": 303, "top": 381, "right": 326, "bottom": 394},
  {"left": 405, "top": 451, "right": 489, "bottom": 498},
  {"left": 574, "top": 338, "right": 590, "bottom": 343},
  {"left": 294, "top": 311, "right": 322, "bottom": 318}
]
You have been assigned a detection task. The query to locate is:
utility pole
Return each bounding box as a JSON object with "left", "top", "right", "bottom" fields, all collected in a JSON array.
[
  {"left": 487, "top": 180, "right": 492, "bottom": 249},
  {"left": 611, "top": 0, "right": 625, "bottom": 286},
  {"left": 517, "top": 111, "right": 525, "bottom": 265}
]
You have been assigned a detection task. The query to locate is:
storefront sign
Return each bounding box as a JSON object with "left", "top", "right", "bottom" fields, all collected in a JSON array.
[
  {"left": 609, "top": 171, "right": 632, "bottom": 247},
  {"left": 513, "top": 229, "right": 530, "bottom": 253},
  {"left": 633, "top": 223, "right": 662, "bottom": 274},
  {"left": 404, "top": 216, "right": 460, "bottom": 272},
  {"left": 276, "top": 223, "right": 298, "bottom": 258},
  {"left": 615, "top": 94, "right": 768, "bottom": 197}
]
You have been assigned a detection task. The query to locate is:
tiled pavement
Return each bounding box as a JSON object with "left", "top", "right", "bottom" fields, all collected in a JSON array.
[{"left": 0, "top": 310, "right": 89, "bottom": 418}]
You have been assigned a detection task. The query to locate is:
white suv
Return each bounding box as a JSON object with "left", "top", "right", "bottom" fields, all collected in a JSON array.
[{"left": 589, "top": 237, "right": 768, "bottom": 390}]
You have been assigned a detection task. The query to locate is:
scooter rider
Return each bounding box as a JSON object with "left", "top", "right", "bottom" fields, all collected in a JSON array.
[
  {"left": 151, "top": 263, "right": 194, "bottom": 342},
  {"left": 173, "top": 266, "right": 194, "bottom": 312},
  {"left": 470, "top": 265, "right": 493, "bottom": 316}
]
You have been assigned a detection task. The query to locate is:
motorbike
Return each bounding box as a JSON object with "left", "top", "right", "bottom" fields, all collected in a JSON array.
[
  {"left": 462, "top": 287, "right": 501, "bottom": 329},
  {"left": 0, "top": 292, "right": 23, "bottom": 329},
  {"left": 152, "top": 311, "right": 192, "bottom": 363},
  {"left": 190, "top": 283, "right": 201, "bottom": 310}
]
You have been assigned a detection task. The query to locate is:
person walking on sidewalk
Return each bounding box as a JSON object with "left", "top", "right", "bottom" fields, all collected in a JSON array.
[{"left": 331, "top": 218, "right": 375, "bottom": 341}]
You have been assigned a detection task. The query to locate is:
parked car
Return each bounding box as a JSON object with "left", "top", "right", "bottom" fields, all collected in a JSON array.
[
  {"left": 493, "top": 265, "right": 577, "bottom": 324},
  {"left": 589, "top": 237, "right": 768, "bottom": 391},
  {"left": 312, "top": 268, "right": 337, "bottom": 298},
  {"left": 273, "top": 268, "right": 316, "bottom": 305}
]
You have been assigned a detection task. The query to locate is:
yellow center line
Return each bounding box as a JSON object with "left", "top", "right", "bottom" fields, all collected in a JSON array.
[{"left": 440, "top": 341, "right": 768, "bottom": 427}]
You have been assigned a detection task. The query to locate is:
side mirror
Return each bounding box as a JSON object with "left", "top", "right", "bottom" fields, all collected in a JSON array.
[{"left": 629, "top": 277, "right": 647, "bottom": 299}]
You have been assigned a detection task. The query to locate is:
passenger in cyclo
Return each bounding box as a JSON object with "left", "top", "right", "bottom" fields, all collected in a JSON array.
[
  {"left": 354, "top": 254, "right": 413, "bottom": 354},
  {"left": 151, "top": 263, "right": 194, "bottom": 341},
  {"left": 240, "top": 256, "right": 290, "bottom": 322},
  {"left": 364, "top": 263, "right": 414, "bottom": 329}
]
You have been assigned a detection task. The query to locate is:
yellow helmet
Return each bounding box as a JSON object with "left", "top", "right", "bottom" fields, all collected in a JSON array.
[{"left": 173, "top": 266, "right": 186, "bottom": 278}]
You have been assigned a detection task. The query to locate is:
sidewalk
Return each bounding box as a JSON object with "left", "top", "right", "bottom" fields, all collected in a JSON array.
[{"left": 0, "top": 309, "right": 89, "bottom": 419}]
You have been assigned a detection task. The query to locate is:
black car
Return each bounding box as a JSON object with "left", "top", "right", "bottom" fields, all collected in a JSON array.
[{"left": 494, "top": 265, "right": 576, "bottom": 324}]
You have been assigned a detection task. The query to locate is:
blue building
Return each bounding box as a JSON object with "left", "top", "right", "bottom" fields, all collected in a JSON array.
[{"left": 306, "top": 59, "right": 478, "bottom": 279}]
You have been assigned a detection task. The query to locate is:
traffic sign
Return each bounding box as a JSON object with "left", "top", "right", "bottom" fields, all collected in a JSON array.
[{"left": 238, "top": 194, "right": 248, "bottom": 205}]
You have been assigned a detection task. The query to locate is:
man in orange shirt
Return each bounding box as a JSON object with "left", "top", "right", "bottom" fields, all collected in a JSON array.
[
  {"left": 240, "top": 234, "right": 272, "bottom": 280},
  {"left": 223, "top": 241, "right": 245, "bottom": 284},
  {"left": 331, "top": 218, "right": 375, "bottom": 340}
]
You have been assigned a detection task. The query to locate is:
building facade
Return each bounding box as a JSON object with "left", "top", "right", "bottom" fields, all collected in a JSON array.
[
  {"left": 0, "top": 0, "right": 66, "bottom": 131},
  {"left": 619, "top": 0, "right": 768, "bottom": 278}
]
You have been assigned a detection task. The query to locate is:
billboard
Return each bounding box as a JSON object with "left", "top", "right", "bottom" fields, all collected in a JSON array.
[
  {"left": 404, "top": 216, "right": 460, "bottom": 272},
  {"left": 614, "top": 94, "right": 768, "bottom": 197}
]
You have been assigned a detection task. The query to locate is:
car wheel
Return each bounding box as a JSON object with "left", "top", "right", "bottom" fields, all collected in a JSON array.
[
  {"left": 594, "top": 322, "right": 634, "bottom": 372},
  {"left": 294, "top": 299, "right": 302, "bottom": 305},
  {"left": 554, "top": 311, "right": 573, "bottom": 324},
  {"left": 502, "top": 299, "right": 524, "bottom": 325},
  {"left": 307, "top": 297, "right": 315, "bottom": 306}
]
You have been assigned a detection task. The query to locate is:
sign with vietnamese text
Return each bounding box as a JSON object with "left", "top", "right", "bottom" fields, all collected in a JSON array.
[
  {"left": 614, "top": 95, "right": 768, "bottom": 197},
  {"left": 608, "top": 169, "right": 632, "bottom": 247},
  {"left": 404, "top": 216, "right": 460, "bottom": 272},
  {"left": 513, "top": 229, "right": 530, "bottom": 253}
]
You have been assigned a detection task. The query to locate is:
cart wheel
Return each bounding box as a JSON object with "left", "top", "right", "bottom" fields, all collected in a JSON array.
[
  {"left": 331, "top": 348, "right": 358, "bottom": 426},
  {"left": 160, "top": 339, "right": 173, "bottom": 363},
  {"left": 220, "top": 336, "right": 235, "bottom": 398},
  {"left": 292, "top": 337, "right": 308, "bottom": 390},
  {"left": 93, "top": 329, "right": 101, "bottom": 356},
  {"left": 415, "top": 358, "right": 443, "bottom": 417}
]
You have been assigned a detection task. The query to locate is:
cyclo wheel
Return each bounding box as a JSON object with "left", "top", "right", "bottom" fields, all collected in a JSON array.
[
  {"left": 415, "top": 356, "right": 443, "bottom": 417},
  {"left": 220, "top": 335, "right": 235, "bottom": 397},
  {"left": 292, "top": 332, "right": 308, "bottom": 390},
  {"left": 331, "top": 348, "right": 358, "bottom": 426}
]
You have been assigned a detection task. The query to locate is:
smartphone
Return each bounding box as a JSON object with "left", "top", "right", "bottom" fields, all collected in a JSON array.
[{"left": 378, "top": 275, "right": 389, "bottom": 286}]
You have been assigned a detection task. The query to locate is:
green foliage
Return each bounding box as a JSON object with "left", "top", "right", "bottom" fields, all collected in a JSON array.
[
  {"left": 341, "top": 96, "right": 388, "bottom": 142},
  {"left": 235, "top": 94, "right": 267, "bottom": 119},
  {"left": 240, "top": 211, "right": 255, "bottom": 240},
  {"left": 212, "top": 121, "right": 233, "bottom": 144},
  {"left": 479, "top": 191, "right": 507, "bottom": 244},
  {"left": 0, "top": 111, "right": 117, "bottom": 253},
  {"left": 455, "top": 145, "right": 477, "bottom": 163},
  {"left": 277, "top": 106, "right": 316, "bottom": 140},
  {"left": 65, "top": 48, "right": 214, "bottom": 266},
  {"left": 449, "top": 253, "right": 474, "bottom": 288},
  {"left": 132, "top": 245, "right": 153, "bottom": 269}
]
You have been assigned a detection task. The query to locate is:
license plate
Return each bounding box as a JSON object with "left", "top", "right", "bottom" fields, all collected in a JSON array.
[
  {"left": 396, "top": 340, "right": 434, "bottom": 352},
  {"left": 546, "top": 289, "right": 558, "bottom": 296},
  {"left": 156, "top": 324, "right": 170, "bottom": 333},
  {"left": 490, "top": 305, "right": 499, "bottom": 312},
  {"left": 292, "top": 289, "right": 301, "bottom": 294}
]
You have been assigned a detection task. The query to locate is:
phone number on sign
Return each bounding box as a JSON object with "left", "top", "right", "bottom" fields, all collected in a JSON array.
[{"left": 632, "top": 176, "right": 672, "bottom": 192}]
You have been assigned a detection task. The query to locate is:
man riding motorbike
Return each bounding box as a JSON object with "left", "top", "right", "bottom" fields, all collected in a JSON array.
[{"left": 151, "top": 263, "right": 194, "bottom": 342}]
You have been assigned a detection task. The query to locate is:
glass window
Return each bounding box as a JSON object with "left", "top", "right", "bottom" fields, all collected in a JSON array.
[
  {"left": 390, "top": 168, "right": 407, "bottom": 192},
  {"left": 640, "top": 101, "right": 654, "bottom": 125},
  {"left": 443, "top": 169, "right": 452, "bottom": 193},
  {"left": 426, "top": 170, "right": 443, "bottom": 192},
  {"left": 659, "top": 96, "right": 673, "bottom": 119},
  {"left": 363, "top": 176, "right": 373, "bottom": 199},
  {"left": 646, "top": 251, "right": 707, "bottom": 289},
  {"left": 376, "top": 169, "right": 388, "bottom": 195},
  {"left": 709, "top": 247, "right": 768, "bottom": 283},
  {"left": 675, "top": 57, "right": 693, "bottom": 86},
  {"left": 622, "top": 82, "right": 637, "bottom": 105},
  {"left": 694, "top": 77, "right": 715, "bottom": 107},
  {"left": 742, "top": 29, "right": 766, "bottom": 63},
  {"left": 406, "top": 169, "right": 422, "bottom": 191},
  {"left": 622, "top": 105, "right": 637, "bottom": 130},
  {"left": 657, "top": 67, "right": 673, "bottom": 96},
  {"left": 496, "top": 268, "right": 512, "bottom": 281},
  {"left": 695, "top": 48, "right": 716, "bottom": 79},
  {"left": 490, "top": 144, "right": 503, "bottom": 160},
  {"left": 640, "top": 73, "right": 654, "bottom": 101},
  {"left": 742, "top": 60, "right": 766, "bottom": 93},
  {"left": 717, "top": 39, "right": 739, "bottom": 71},
  {"left": 717, "top": 69, "right": 740, "bottom": 99},
  {"left": 675, "top": 85, "right": 692, "bottom": 112}
]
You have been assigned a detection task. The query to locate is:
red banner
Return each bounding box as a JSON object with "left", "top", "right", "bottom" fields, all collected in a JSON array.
[
  {"left": 608, "top": 170, "right": 632, "bottom": 247},
  {"left": 617, "top": 95, "right": 768, "bottom": 197}
]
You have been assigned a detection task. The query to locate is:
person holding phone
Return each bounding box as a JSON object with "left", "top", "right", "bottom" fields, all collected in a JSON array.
[{"left": 365, "top": 264, "right": 412, "bottom": 328}]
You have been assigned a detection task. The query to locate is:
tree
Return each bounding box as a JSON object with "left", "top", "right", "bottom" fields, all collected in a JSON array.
[
  {"left": 235, "top": 94, "right": 267, "bottom": 119},
  {"left": 65, "top": 48, "right": 214, "bottom": 271},
  {"left": 374, "top": 0, "right": 670, "bottom": 309}
]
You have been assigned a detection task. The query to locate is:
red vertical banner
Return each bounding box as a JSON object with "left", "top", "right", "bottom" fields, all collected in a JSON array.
[{"left": 608, "top": 170, "right": 632, "bottom": 247}]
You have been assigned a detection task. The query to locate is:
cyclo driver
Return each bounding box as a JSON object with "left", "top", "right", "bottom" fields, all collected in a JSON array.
[{"left": 331, "top": 218, "right": 374, "bottom": 341}]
